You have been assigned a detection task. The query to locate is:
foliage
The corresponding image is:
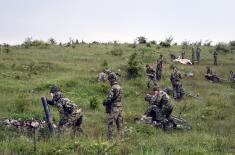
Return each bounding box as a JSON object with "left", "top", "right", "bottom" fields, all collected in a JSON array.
[
  {"left": 136, "top": 36, "right": 147, "bottom": 44},
  {"left": 215, "top": 42, "right": 230, "bottom": 53},
  {"left": 48, "top": 38, "right": 57, "bottom": 45},
  {"left": 126, "top": 53, "right": 142, "bottom": 78},
  {"left": 110, "top": 47, "right": 123, "bottom": 56},
  {"left": 89, "top": 96, "right": 99, "bottom": 110}
]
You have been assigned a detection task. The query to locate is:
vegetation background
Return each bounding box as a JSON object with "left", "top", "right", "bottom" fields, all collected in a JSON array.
[{"left": 0, "top": 39, "right": 234, "bottom": 155}]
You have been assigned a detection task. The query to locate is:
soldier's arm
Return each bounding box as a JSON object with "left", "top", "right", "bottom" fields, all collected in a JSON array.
[{"left": 103, "top": 87, "right": 116, "bottom": 105}]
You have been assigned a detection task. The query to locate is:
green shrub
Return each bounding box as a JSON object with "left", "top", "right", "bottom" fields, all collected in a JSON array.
[
  {"left": 215, "top": 42, "right": 230, "bottom": 53},
  {"left": 89, "top": 96, "right": 99, "bottom": 110},
  {"left": 126, "top": 53, "right": 142, "bottom": 78},
  {"left": 110, "top": 48, "right": 123, "bottom": 56}
]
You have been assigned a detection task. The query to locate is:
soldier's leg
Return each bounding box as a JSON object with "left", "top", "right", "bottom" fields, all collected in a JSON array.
[
  {"left": 147, "top": 78, "right": 151, "bottom": 90},
  {"left": 116, "top": 110, "right": 124, "bottom": 139},
  {"left": 108, "top": 112, "right": 115, "bottom": 140}
]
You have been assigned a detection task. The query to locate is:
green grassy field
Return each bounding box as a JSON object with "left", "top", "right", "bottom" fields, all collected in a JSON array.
[{"left": 0, "top": 43, "right": 234, "bottom": 155}]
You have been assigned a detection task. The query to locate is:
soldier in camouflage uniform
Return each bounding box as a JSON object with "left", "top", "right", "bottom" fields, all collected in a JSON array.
[
  {"left": 213, "top": 51, "right": 218, "bottom": 65},
  {"left": 47, "top": 86, "right": 83, "bottom": 133},
  {"left": 146, "top": 64, "right": 157, "bottom": 91},
  {"left": 170, "top": 67, "right": 183, "bottom": 100},
  {"left": 191, "top": 47, "right": 195, "bottom": 65},
  {"left": 196, "top": 46, "right": 201, "bottom": 64},
  {"left": 144, "top": 86, "right": 175, "bottom": 129},
  {"left": 156, "top": 55, "right": 163, "bottom": 80},
  {"left": 103, "top": 73, "right": 124, "bottom": 140},
  {"left": 181, "top": 50, "right": 185, "bottom": 59}
]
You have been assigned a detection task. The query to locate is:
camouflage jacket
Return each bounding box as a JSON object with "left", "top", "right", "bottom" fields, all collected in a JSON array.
[
  {"left": 146, "top": 67, "right": 155, "bottom": 78},
  {"left": 48, "top": 92, "right": 81, "bottom": 118},
  {"left": 170, "top": 71, "right": 181, "bottom": 84},
  {"left": 103, "top": 82, "right": 123, "bottom": 107},
  {"left": 145, "top": 91, "right": 173, "bottom": 109}
]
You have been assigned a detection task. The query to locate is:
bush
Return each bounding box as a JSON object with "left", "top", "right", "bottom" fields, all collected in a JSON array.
[
  {"left": 215, "top": 42, "right": 230, "bottom": 53},
  {"left": 110, "top": 48, "right": 123, "bottom": 56},
  {"left": 229, "top": 40, "right": 235, "bottom": 51},
  {"left": 89, "top": 96, "right": 99, "bottom": 110},
  {"left": 137, "top": 36, "right": 147, "bottom": 44},
  {"left": 159, "top": 41, "right": 170, "bottom": 48},
  {"left": 146, "top": 43, "right": 151, "bottom": 47},
  {"left": 127, "top": 53, "right": 142, "bottom": 78}
]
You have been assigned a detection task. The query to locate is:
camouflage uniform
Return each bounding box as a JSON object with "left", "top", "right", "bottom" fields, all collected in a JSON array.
[
  {"left": 214, "top": 51, "right": 218, "bottom": 65},
  {"left": 181, "top": 50, "right": 185, "bottom": 59},
  {"left": 146, "top": 65, "right": 157, "bottom": 90},
  {"left": 230, "top": 71, "right": 235, "bottom": 82},
  {"left": 103, "top": 73, "right": 124, "bottom": 140},
  {"left": 191, "top": 48, "right": 195, "bottom": 65},
  {"left": 170, "top": 69, "right": 183, "bottom": 99},
  {"left": 196, "top": 47, "right": 201, "bottom": 64},
  {"left": 144, "top": 88, "right": 175, "bottom": 129},
  {"left": 48, "top": 91, "right": 83, "bottom": 133},
  {"left": 204, "top": 67, "right": 220, "bottom": 82},
  {"left": 156, "top": 56, "right": 163, "bottom": 80}
]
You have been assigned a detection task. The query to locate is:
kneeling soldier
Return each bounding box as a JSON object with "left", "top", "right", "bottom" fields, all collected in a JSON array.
[{"left": 47, "top": 86, "right": 83, "bottom": 133}]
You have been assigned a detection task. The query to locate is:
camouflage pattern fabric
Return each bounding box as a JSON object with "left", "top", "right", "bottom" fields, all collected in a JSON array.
[
  {"left": 156, "top": 59, "right": 163, "bottom": 80},
  {"left": 191, "top": 48, "right": 195, "bottom": 65},
  {"left": 214, "top": 51, "right": 218, "bottom": 65},
  {"left": 181, "top": 50, "right": 185, "bottom": 59},
  {"left": 97, "top": 72, "right": 108, "bottom": 82},
  {"left": 47, "top": 92, "right": 83, "bottom": 132},
  {"left": 170, "top": 70, "right": 183, "bottom": 99},
  {"left": 103, "top": 82, "right": 124, "bottom": 140},
  {"left": 196, "top": 47, "right": 201, "bottom": 64},
  {"left": 146, "top": 66, "right": 157, "bottom": 90}
]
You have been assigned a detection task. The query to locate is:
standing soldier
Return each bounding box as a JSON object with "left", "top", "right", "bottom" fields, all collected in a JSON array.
[
  {"left": 181, "top": 50, "right": 185, "bottom": 59},
  {"left": 170, "top": 67, "right": 183, "bottom": 100},
  {"left": 47, "top": 86, "right": 83, "bottom": 133},
  {"left": 146, "top": 64, "right": 157, "bottom": 91},
  {"left": 213, "top": 51, "right": 218, "bottom": 65},
  {"left": 196, "top": 46, "right": 201, "bottom": 64},
  {"left": 156, "top": 54, "right": 163, "bottom": 80},
  {"left": 191, "top": 47, "right": 195, "bottom": 65},
  {"left": 103, "top": 73, "right": 124, "bottom": 140}
]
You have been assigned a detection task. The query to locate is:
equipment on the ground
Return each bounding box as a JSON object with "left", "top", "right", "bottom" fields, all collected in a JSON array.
[{"left": 41, "top": 96, "right": 54, "bottom": 134}]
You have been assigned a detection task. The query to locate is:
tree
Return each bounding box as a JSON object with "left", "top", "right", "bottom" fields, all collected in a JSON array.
[
  {"left": 136, "top": 36, "right": 147, "bottom": 44},
  {"left": 48, "top": 38, "right": 57, "bottom": 45}
]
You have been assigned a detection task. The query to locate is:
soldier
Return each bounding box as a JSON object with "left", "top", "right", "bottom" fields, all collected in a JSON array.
[
  {"left": 144, "top": 86, "right": 175, "bottom": 129},
  {"left": 156, "top": 55, "right": 163, "bottom": 80},
  {"left": 213, "top": 51, "right": 218, "bottom": 65},
  {"left": 230, "top": 71, "right": 235, "bottom": 82},
  {"left": 191, "top": 47, "right": 195, "bottom": 65},
  {"left": 196, "top": 46, "right": 201, "bottom": 64},
  {"left": 97, "top": 68, "right": 111, "bottom": 82},
  {"left": 181, "top": 50, "right": 185, "bottom": 59},
  {"left": 146, "top": 64, "right": 157, "bottom": 91},
  {"left": 103, "top": 73, "right": 124, "bottom": 140},
  {"left": 170, "top": 67, "right": 183, "bottom": 100},
  {"left": 204, "top": 67, "right": 220, "bottom": 82},
  {"left": 47, "top": 86, "right": 83, "bottom": 133}
]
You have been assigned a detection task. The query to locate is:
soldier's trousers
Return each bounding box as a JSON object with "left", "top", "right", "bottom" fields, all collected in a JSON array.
[
  {"left": 147, "top": 77, "right": 157, "bottom": 90},
  {"left": 172, "top": 83, "right": 182, "bottom": 99},
  {"left": 156, "top": 69, "right": 162, "bottom": 80},
  {"left": 59, "top": 113, "right": 83, "bottom": 134},
  {"left": 214, "top": 57, "right": 217, "bottom": 65},
  {"left": 108, "top": 106, "right": 124, "bottom": 140}
]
